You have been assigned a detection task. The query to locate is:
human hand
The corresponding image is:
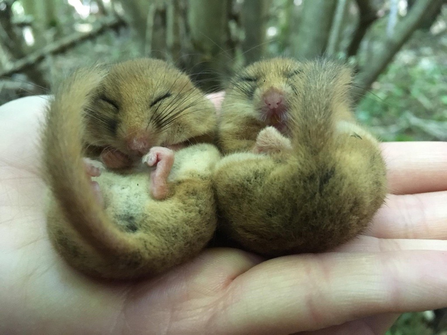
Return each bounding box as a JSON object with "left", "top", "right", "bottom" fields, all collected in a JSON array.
[{"left": 1, "top": 96, "right": 447, "bottom": 335}]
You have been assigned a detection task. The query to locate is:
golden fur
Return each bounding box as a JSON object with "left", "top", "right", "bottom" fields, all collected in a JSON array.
[
  {"left": 43, "top": 60, "right": 220, "bottom": 279},
  {"left": 83, "top": 58, "right": 217, "bottom": 163},
  {"left": 214, "top": 58, "right": 387, "bottom": 256}
]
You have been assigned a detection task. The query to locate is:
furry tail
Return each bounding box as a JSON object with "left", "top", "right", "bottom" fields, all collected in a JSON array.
[
  {"left": 42, "top": 67, "right": 133, "bottom": 256},
  {"left": 287, "top": 59, "right": 353, "bottom": 153}
]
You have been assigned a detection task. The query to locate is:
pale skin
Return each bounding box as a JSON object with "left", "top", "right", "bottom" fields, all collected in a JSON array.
[{"left": 1, "top": 95, "right": 447, "bottom": 335}]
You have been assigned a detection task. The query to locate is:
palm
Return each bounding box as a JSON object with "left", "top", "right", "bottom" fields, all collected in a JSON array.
[{"left": 1, "top": 97, "right": 447, "bottom": 335}]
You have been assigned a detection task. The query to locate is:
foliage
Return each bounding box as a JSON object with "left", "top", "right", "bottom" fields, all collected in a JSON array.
[
  {"left": 387, "top": 312, "right": 433, "bottom": 335},
  {"left": 357, "top": 30, "right": 447, "bottom": 141}
]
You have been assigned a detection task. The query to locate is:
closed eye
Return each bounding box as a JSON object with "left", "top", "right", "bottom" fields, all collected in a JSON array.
[
  {"left": 99, "top": 95, "right": 119, "bottom": 110},
  {"left": 239, "top": 76, "right": 257, "bottom": 82},
  {"left": 150, "top": 92, "right": 172, "bottom": 107},
  {"left": 286, "top": 69, "right": 302, "bottom": 78}
]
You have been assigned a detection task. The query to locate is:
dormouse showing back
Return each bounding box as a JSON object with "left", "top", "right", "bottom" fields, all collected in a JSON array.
[
  {"left": 214, "top": 58, "right": 387, "bottom": 256},
  {"left": 43, "top": 59, "right": 220, "bottom": 280}
]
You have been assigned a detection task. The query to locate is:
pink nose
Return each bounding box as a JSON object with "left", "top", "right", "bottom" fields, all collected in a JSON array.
[
  {"left": 127, "top": 136, "right": 151, "bottom": 154},
  {"left": 263, "top": 89, "right": 284, "bottom": 110}
]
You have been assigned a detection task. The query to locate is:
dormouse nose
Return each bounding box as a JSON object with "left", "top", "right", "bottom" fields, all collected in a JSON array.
[
  {"left": 263, "top": 88, "right": 284, "bottom": 110},
  {"left": 127, "top": 135, "right": 152, "bottom": 155}
]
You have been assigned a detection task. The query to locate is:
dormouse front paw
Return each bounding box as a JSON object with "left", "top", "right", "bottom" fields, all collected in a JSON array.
[
  {"left": 82, "top": 158, "right": 104, "bottom": 207},
  {"left": 142, "top": 147, "right": 175, "bottom": 200},
  {"left": 253, "top": 126, "right": 292, "bottom": 154}
]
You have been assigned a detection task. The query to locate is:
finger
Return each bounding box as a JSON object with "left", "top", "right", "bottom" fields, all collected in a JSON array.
[
  {"left": 212, "top": 251, "right": 447, "bottom": 335},
  {"left": 0, "top": 96, "right": 48, "bottom": 175},
  {"left": 367, "top": 192, "right": 447, "bottom": 240},
  {"left": 298, "top": 313, "right": 400, "bottom": 335},
  {"left": 122, "top": 248, "right": 263, "bottom": 333},
  {"left": 335, "top": 235, "right": 447, "bottom": 253},
  {"left": 361, "top": 313, "right": 401, "bottom": 335},
  {"left": 157, "top": 248, "right": 262, "bottom": 293},
  {"left": 381, "top": 142, "right": 447, "bottom": 195}
]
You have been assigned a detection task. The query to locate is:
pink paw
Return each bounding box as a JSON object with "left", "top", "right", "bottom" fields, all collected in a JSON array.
[
  {"left": 100, "top": 147, "right": 132, "bottom": 169},
  {"left": 142, "top": 147, "right": 175, "bottom": 200},
  {"left": 83, "top": 158, "right": 104, "bottom": 207},
  {"left": 253, "top": 126, "right": 292, "bottom": 154},
  {"left": 83, "top": 158, "right": 101, "bottom": 177}
]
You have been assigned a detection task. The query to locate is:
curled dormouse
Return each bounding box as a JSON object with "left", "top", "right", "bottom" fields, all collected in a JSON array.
[
  {"left": 214, "top": 58, "right": 387, "bottom": 256},
  {"left": 43, "top": 59, "right": 220, "bottom": 279}
]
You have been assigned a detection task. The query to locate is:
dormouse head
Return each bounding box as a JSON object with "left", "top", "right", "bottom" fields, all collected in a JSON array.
[
  {"left": 222, "top": 58, "right": 354, "bottom": 135},
  {"left": 223, "top": 58, "right": 303, "bottom": 133},
  {"left": 84, "top": 58, "right": 216, "bottom": 159}
]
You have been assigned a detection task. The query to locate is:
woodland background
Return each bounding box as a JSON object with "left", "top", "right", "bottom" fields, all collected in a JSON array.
[{"left": 0, "top": 0, "right": 446, "bottom": 333}]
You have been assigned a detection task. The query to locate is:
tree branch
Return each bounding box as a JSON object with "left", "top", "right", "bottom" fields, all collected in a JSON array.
[
  {"left": 346, "top": 0, "right": 378, "bottom": 58},
  {"left": 293, "top": 0, "right": 337, "bottom": 59},
  {"left": 0, "top": 16, "right": 125, "bottom": 79},
  {"left": 353, "top": 0, "right": 444, "bottom": 103},
  {"left": 327, "top": 0, "right": 350, "bottom": 56},
  {"left": 186, "top": 0, "right": 233, "bottom": 91},
  {"left": 241, "top": 0, "right": 272, "bottom": 64},
  {"left": 0, "top": 0, "right": 47, "bottom": 87}
]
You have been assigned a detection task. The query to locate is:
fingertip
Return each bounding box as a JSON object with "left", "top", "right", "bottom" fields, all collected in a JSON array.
[{"left": 380, "top": 142, "right": 447, "bottom": 195}]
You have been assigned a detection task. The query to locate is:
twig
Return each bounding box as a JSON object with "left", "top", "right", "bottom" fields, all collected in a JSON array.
[
  {"left": 405, "top": 112, "right": 447, "bottom": 140},
  {"left": 353, "top": 0, "right": 444, "bottom": 103},
  {"left": 0, "top": 16, "right": 125, "bottom": 79},
  {"left": 0, "top": 0, "right": 47, "bottom": 86},
  {"left": 347, "top": 0, "right": 378, "bottom": 58}
]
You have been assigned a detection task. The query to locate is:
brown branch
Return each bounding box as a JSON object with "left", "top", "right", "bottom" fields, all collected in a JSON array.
[
  {"left": 0, "top": 1, "right": 21, "bottom": 52},
  {"left": 0, "top": 0, "right": 47, "bottom": 87},
  {"left": 353, "top": 0, "right": 444, "bottom": 104},
  {"left": 0, "top": 78, "right": 37, "bottom": 92},
  {"left": 346, "top": 0, "right": 378, "bottom": 58},
  {"left": 95, "top": 0, "right": 108, "bottom": 16},
  {"left": 0, "top": 16, "right": 125, "bottom": 79}
]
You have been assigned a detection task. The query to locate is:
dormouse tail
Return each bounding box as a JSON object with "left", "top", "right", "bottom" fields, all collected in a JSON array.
[
  {"left": 42, "top": 67, "right": 132, "bottom": 255},
  {"left": 287, "top": 59, "right": 353, "bottom": 153}
]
